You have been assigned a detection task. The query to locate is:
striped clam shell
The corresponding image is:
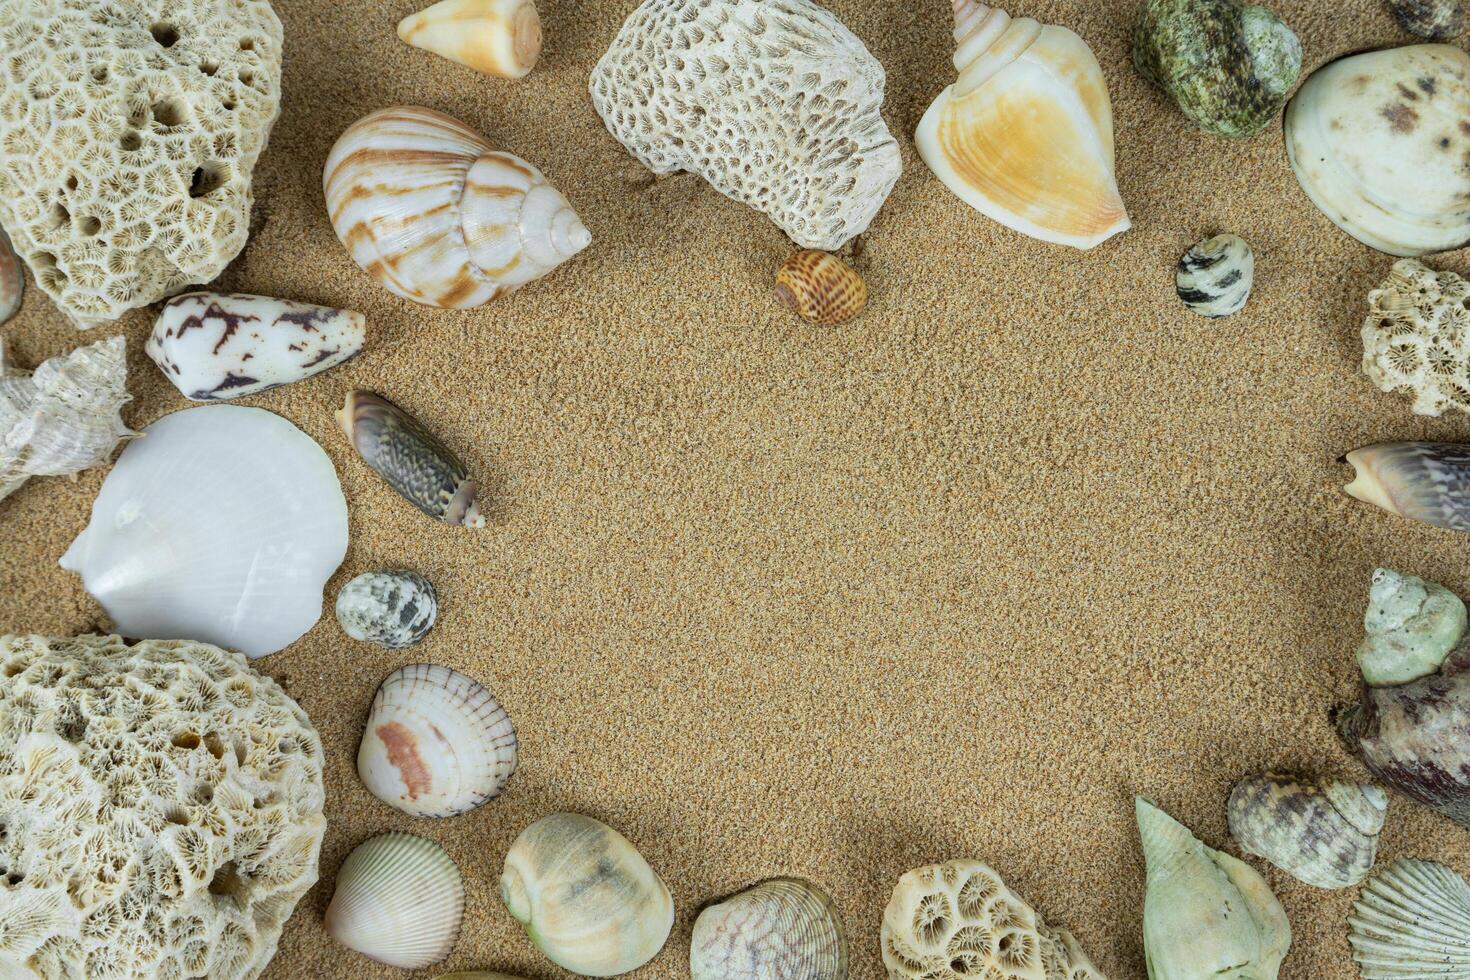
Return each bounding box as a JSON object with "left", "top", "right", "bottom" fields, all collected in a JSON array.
[
  {"left": 1349, "top": 859, "right": 1470, "bottom": 978},
  {"left": 322, "top": 106, "right": 590, "bottom": 308},
  {"left": 691, "top": 878, "right": 847, "bottom": 980},
  {"left": 1176, "top": 234, "right": 1254, "bottom": 317}
]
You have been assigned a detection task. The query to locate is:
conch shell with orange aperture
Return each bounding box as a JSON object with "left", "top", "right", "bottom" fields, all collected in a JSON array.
[{"left": 916, "top": 0, "right": 1130, "bottom": 250}]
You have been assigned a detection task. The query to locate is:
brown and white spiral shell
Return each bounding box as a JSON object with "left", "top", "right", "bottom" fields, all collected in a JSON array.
[{"left": 322, "top": 106, "right": 590, "bottom": 309}]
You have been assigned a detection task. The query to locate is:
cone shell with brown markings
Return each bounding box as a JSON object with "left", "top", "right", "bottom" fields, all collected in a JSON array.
[
  {"left": 775, "top": 251, "right": 867, "bottom": 326},
  {"left": 323, "top": 106, "right": 590, "bottom": 308},
  {"left": 915, "top": 0, "right": 1130, "bottom": 250},
  {"left": 398, "top": 0, "right": 542, "bottom": 78},
  {"left": 1343, "top": 442, "right": 1470, "bottom": 531}
]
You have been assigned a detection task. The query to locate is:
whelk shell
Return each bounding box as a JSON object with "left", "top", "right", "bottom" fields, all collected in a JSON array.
[
  {"left": 500, "top": 812, "right": 674, "bottom": 977},
  {"left": 774, "top": 251, "right": 867, "bottom": 326},
  {"left": 323, "top": 106, "right": 589, "bottom": 308},
  {"left": 1226, "top": 773, "right": 1386, "bottom": 889},
  {"left": 1349, "top": 858, "right": 1470, "bottom": 978},
  {"left": 1343, "top": 442, "right": 1470, "bottom": 531},
  {"left": 690, "top": 878, "right": 847, "bottom": 980},
  {"left": 398, "top": 0, "right": 542, "bottom": 78},
  {"left": 357, "top": 663, "right": 517, "bottom": 817},
  {"left": 1286, "top": 45, "right": 1470, "bottom": 257},
  {"left": 915, "top": 0, "right": 1130, "bottom": 250},
  {"left": 326, "top": 831, "right": 465, "bottom": 969},
  {"left": 59, "top": 405, "right": 348, "bottom": 658},
  {"left": 1176, "top": 234, "right": 1253, "bottom": 318},
  {"left": 336, "top": 570, "right": 439, "bottom": 649},
  {"left": 338, "top": 390, "right": 485, "bottom": 528}
]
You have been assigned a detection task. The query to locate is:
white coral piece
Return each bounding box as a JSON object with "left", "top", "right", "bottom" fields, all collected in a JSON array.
[
  {"left": 588, "top": 0, "right": 901, "bottom": 250},
  {"left": 0, "top": 0, "right": 284, "bottom": 327},
  {"left": 0, "top": 634, "right": 327, "bottom": 979},
  {"left": 0, "top": 336, "right": 134, "bottom": 502},
  {"left": 1362, "top": 259, "right": 1470, "bottom": 417}
]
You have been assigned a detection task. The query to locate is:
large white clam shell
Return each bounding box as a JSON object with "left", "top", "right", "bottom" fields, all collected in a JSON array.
[
  {"left": 357, "top": 663, "right": 517, "bottom": 817},
  {"left": 1286, "top": 45, "right": 1470, "bottom": 257},
  {"left": 691, "top": 878, "right": 847, "bottom": 980},
  {"left": 322, "top": 106, "right": 590, "bottom": 308},
  {"left": 1349, "top": 858, "right": 1470, "bottom": 978},
  {"left": 326, "top": 831, "right": 465, "bottom": 969},
  {"left": 58, "top": 405, "right": 348, "bottom": 658}
]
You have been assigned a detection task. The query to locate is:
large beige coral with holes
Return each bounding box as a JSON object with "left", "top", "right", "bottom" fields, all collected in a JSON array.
[
  {"left": 1362, "top": 259, "right": 1470, "bottom": 417},
  {"left": 0, "top": 0, "right": 282, "bottom": 327},
  {"left": 881, "top": 860, "right": 1106, "bottom": 980},
  {"left": 0, "top": 634, "right": 325, "bottom": 979},
  {"left": 588, "top": 0, "right": 901, "bottom": 251}
]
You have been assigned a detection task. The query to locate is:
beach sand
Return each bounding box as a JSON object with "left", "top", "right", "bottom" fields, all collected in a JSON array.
[{"left": 2, "top": 0, "right": 1469, "bottom": 976}]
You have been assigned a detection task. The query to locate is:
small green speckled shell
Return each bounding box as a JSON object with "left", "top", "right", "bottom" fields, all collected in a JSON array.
[
  {"left": 338, "top": 390, "right": 485, "bottom": 528},
  {"left": 1134, "top": 0, "right": 1302, "bottom": 138}
]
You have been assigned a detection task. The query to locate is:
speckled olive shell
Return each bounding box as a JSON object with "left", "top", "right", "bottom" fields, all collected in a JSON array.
[
  {"left": 1226, "top": 774, "right": 1386, "bottom": 889},
  {"left": 1389, "top": 0, "right": 1465, "bottom": 39},
  {"left": 690, "top": 878, "right": 847, "bottom": 980},
  {"left": 337, "top": 390, "right": 485, "bottom": 528},
  {"left": 1134, "top": 0, "right": 1302, "bottom": 138},
  {"left": 335, "top": 570, "right": 438, "bottom": 648},
  {"left": 775, "top": 250, "right": 867, "bottom": 326},
  {"left": 1176, "top": 233, "right": 1253, "bottom": 317}
]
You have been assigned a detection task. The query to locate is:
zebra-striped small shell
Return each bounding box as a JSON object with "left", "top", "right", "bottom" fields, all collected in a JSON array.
[
  {"left": 1176, "top": 234, "right": 1253, "bottom": 318},
  {"left": 322, "top": 106, "right": 590, "bottom": 308}
]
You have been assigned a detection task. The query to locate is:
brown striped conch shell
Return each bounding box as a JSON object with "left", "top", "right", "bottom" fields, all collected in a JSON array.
[
  {"left": 323, "top": 106, "right": 590, "bottom": 309},
  {"left": 398, "top": 0, "right": 542, "bottom": 79},
  {"left": 915, "top": 0, "right": 1130, "bottom": 250}
]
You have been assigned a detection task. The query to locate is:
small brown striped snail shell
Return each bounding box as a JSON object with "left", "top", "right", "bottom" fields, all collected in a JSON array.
[
  {"left": 774, "top": 250, "right": 867, "bottom": 326},
  {"left": 322, "top": 106, "right": 590, "bottom": 309},
  {"left": 337, "top": 391, "right": 485, "bottom": 528}
]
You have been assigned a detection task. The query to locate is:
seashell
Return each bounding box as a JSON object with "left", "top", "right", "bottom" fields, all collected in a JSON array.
[
  {"left": 0, "top": 224, "right": 21, "bottom": 326},
  {"left": 336, "top": 570, "right": 439, "bottom": 649},
  {"left": 1176, "top": 234, "right": 1254, "bottom": 318},
  {"left": 1286, "top": 45, "right": 1470, "bottom": 257},
  {"left": 146, "top": 292, "right": 365, "bottom": 401},
  {"left": 435, "top": 974, "right": 530, "bottom": 980},
  {"left": 337, "top": 390, "right": 485, "bottom": 528},
  {"left": 326, "top": 831, "right": 465, "bottom": 969},
  {"left": 1348, "top": 858, "right": 1470, "bottom": 978},
  {"left": 398, "top": 0, "right": 542, "bottom": 79},
  {"left": 1136, "top": 797, "right": 1291, "bottom": 980},
  {"left": 500, "top": 812, "right": 674, "bottom": 976},
  {"left": 915, "top": 1, "right": 1130, "bottom": 251},
  {"left": 1340, "top": 569, "right": 1470, "bottom": 829},
  {"left": 589, "top": 0, "right": 901, "bottom": 252},
  {"left": 1134, "top": 0, "right": 1302, "bottom": 139},
  {"left": 1362, "top": 259, "right": 1470, "bottom": 417},
  {"left": 358, "top": 663, "right": 517, "bottom": 817},
  {"left": 1388, "top": 0, "right": 1465, "bottom": 39},
  {"left": 1226, "top": 773, "right": 1387, "bottom": 889},
  {"left": 0, "top": 336, "right": 134, "bottom": 502},
  {"left": 323, "top": 106, "right": 589, "bottom": 309},
  {"left": 1343, "top": 442, "right": 1470, "bottom": 531},
  {"left": 690, "top": 878, "right": 847, "bottom": 980},
  {"left": 881, "top": 860, "right": 1105, "bottom": 980},
  {"left": 59, "top": 405, "right": 348, "bottom": 658},
  {"left": 774, "top": 251, "right": 867, "bottom": 326}
]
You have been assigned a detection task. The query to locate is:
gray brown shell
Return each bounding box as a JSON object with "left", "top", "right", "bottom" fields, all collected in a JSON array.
[
  {"left": 336, "top": 570, "right": 438, "bottom": 648},
  {"left": 337, "top": 390, "right": 484, "bottom": 528},
  {"left": 1388, "top": 0, "right": 1464, "bottom": 39},
  {"left": 1176, "top": 234, "right": 1253, "bottom": 317},
  {"left": 1349, "top": 859, "right": 1470, "bottom": 978},
  {"left": 690, "top": 878, "right": 847, "bottom": 980},
  {"left": 0, "top": 225, "right": 21, "bottom": 325},
  {"left": 1226, "top": 774, "right": 1386, "bottom": 889},
  {"left": 1344, "top": 442, "right": 1470, "bottom": 531}
]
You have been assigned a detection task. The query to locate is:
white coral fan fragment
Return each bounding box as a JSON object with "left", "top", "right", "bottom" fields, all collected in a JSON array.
[
  {"left": 0, "top": 0, "right": 284, "bottom": 327},
  {"left": 1362, "top": 259, "right": 1470, "bottom": 417},
  {"left": 0, "top": 634, "right": 327, "bottom": 979},
  {"left": 0, "top": 336, "right": 134, "bottom": 502},
  {"left": 588, "top": 0, "right": 902, "bottom": 250}
]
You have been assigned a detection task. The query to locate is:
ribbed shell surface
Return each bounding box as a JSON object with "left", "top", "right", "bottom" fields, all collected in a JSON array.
[
  {"left": 325, "top": 831, "right": 465, "bottom": 969},
  {"left": 691, "top": 878, "right": 848, "bottom": 980},
  {"left": 1349, "top": 859, "right": 1470, "bottom": 978},
  {"left": 1226, "top": 774, "right": 1385, "bottom": 889}
]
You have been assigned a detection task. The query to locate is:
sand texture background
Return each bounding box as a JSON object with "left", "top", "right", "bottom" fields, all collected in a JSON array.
[{"left": 2, "top": 0, "right": 1469, "bottom": 976}]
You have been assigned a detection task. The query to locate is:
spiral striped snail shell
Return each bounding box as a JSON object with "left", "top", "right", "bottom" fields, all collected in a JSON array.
[{"left": 323, "top": 106, "right": 590, "bottom": 308}]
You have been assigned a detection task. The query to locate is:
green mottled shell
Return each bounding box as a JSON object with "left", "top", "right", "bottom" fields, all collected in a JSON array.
[{"left": 1134, "top": 0, "right": 1303, "bottom": 138}]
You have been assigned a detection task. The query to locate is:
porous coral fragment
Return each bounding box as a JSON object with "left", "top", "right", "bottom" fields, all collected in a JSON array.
[
  {"left": 1363, "top": 259, "right": 1470, "bottom": 417},
  {"left": 0, "top": 634, "right": 326, "bottom": 979},
  {"left": 0, "top": 0, "right": 283, "bottom": 327}
]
